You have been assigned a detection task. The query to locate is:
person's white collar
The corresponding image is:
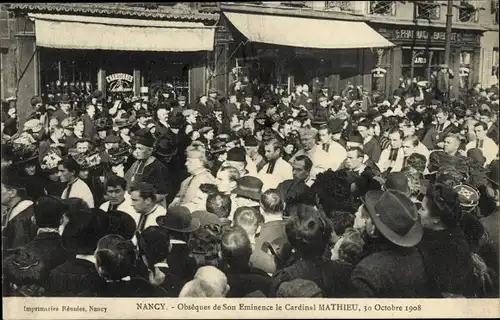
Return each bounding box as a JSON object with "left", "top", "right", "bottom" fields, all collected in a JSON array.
[
  {"left": 37, "top": 227, "right": 59, "bottom": 235},
  {"left": 76, "top": 254, "right": 96, "bottom": 264},
  {"left": 363, "top": 136, "right": 373, "bottom": 144},
  {"left": 262, "top": 214, "right": 283, "bottom": 223}
]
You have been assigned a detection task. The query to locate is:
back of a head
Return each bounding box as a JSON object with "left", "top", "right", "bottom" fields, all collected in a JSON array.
[
  {"left": 179, "top": 279, "right": 214, "bottom": 297},
  {"left": 285, "top": 211, "right": 332, "bottom": 257},
  {"left": 95, "top": 234, "right": 136, "bottom": 281},
  {"left": 233, "top": 206, "right": 262, "bottom": 236},
  {"left": 260, "top": 189, "right": 285, "bottom": 215},
  {"left": 34, "top": 195, "right": 67, "bottom": 228},
  {"left": 206, "top": 193, "right": 231, "bottom": 219},
  {"left": 338, "top": 227, "right": 364, "bottom": 265},
  {"left": 221, "top": 226, "right": 252, "bottom": 270},
  {"left": 194, "top": 266, "right": 228, "bottom": 297},
  {"left": 385, "top": 172, "right": 410, "bottom": 196}
]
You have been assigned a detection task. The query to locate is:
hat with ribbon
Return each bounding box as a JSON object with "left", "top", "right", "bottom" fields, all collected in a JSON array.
[
  {"left": 327, "top": 118, "right": 344, "bottom": 134},
  {"left": 362, "top": 190, "right": 423, "bottom": 247},
  {"left": 232, "top": 176, "right": 263, "bottom": 201},
  {"left": 104, "top": 135, "right": 121, "bottom": 144},
  {"left": 156, "top": 206, "right": 201, "bottom": 233},
  {"left": 40, "top": 150, "right": 63, "bottom": 171},
  {"left": 108, "top": 145, "right": 131, "bottom": 166},
  {"left": 113, "top": 112, "right": 135, "bottom": 129},
  {"left": 226, "top": 147, "right": 246, "bottom": 163}
]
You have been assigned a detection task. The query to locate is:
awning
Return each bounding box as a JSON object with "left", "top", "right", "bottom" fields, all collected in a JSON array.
[
  {"left": 224, "top": 12, "right": 394, "bottom": 49},
  {"left": 29, "top": 14, "right": 215, "bottom": 52}
]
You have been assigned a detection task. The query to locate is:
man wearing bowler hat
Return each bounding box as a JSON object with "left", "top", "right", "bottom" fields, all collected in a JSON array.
[
  {"left": 231, "top": 176, "right": 264, "bottom": 218},
  {"left": 170, "top": 95, "right": 187, "bottom": 117},
  {"left": 156, "top": 206, "right": 201, "bottom": 281},
  {"left": 350, "top": 190, "right": 429, "bottom": 297}
]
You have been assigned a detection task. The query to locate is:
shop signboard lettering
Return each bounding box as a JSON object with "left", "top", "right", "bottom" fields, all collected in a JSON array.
[
  {"left": 106, "top": 73, "right": 134, "bottom": 93},
  {"left": 413, "top": 52, "right": 427, "bottom": 65},
  {"left": 393, "top": 29, "right": 461, "bottom": 43}
]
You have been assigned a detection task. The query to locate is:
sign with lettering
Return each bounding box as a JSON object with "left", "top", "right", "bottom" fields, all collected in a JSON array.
[
  {"left": 394, "top": 29, "right": 461, "bottom": 43},
  {"left": 106, "top": 73, "right": 134, "bottom": 93},
  {"left": 413, "top": 52, "right": 427, "bottom": 64}
]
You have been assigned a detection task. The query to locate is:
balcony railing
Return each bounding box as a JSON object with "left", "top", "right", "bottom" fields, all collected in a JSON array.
[
  {"left": 369, "top": 0, "right": 396, "bottom": 16},
  {"left": 325, "top": 1, "right": 355, "bottom": 13},
  {"left": 415, "top": 3, "right": 441, "bottom": 20},
  {"left": 457, "top": 2, "right": 479, "bottom": 23}
]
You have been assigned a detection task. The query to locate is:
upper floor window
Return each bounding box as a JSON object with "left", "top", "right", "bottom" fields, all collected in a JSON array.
[
  {"left": 369, "top": 1, "right": 396, "bottom": 16},
  {"left": 325, "top": 1, "right": 354, "bottom": 13},
  {"left": 458, "top": 1, "right": 479, "bottom": 23},
  {"left": 493, "top": 0, "right": 499, "bottom": 24},
  {"left": 415, "top": 1, "right": 441, "bottom": 20},
  {"left": 0, "top": 7, "right": 10, "bottom": 39}
]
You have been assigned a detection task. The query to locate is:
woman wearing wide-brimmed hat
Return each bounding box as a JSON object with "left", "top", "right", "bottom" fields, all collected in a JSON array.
[{"left": 350, "top": 189, "right": 430, "bottom": 298}]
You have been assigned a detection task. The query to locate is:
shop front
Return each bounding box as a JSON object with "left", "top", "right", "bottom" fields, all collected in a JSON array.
[
  {"left": 13, "top": 12, "right": 215, "bottom": 121},
  {"left": 218, "top": 10, "right": 394, "bottom": 95},
  {"left": 370, "top": 23, "right": 484, "bottom": 97}
]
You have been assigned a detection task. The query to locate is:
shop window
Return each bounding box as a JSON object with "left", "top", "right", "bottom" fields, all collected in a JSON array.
[
  {"left": 415, "top": 2, "right": 441, "bottom": 20},
  {"left": 369, "top": 1, "right": 396, "bottom": 16},
  {"left": 458, "top": 1, "right": 479, "bottom": 23},
  {"left": 401, "top": 49, "right": 444, "bottom": 82},
  {"left": 325, "top": 1, "right": 354, "bottom": 12}
]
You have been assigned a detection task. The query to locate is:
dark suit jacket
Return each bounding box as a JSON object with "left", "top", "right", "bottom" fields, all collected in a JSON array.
[
  {"left": 487, "top": 124, "right": 499, "bottom": 145},
  {"left": 225, "top": 266, "right": 272, "bottom": 298},
  {"left": 276, "top": 179, "right": 312, "bottom": 207},
  {"left": 10, "top": 232, "right": 73, "bottom": 286},
  {"left": 82, "top": 113, "right": 96, "bottom": 141},
  {"left": 250, "top": 220, "right": 288, "bottom": 275},
  {"left": 2, "top": 202, "right": 37, "bottom": 251},
  {"left": 47, "top": 258, "right": 104, "bottom": 297},
  {"left": 363, "top": 138, "right": 382, "bottom": 163},
  {"left": 422, "top": 123, "right": 458, "bottom": 151}
]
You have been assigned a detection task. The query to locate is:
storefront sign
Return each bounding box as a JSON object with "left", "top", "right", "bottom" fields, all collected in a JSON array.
[
  {"left": 106, "top": 73, "right": 134, "bottom": 92},
  {"left": 394, "top": 29, "right": 461, "bottom": 43},
  {"left": 413, "top": 52, "right": 427, "bottom": 64}
]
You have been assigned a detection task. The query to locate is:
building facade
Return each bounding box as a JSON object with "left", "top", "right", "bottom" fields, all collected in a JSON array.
[
  {"left": 366, "top": 0, "right": 487, "bottom": 97},
  {"left": 213, "top": 1, "right": 393, "bottom": 95},
  {"left": 3, "top": 3, "right": 219, "bottom": 124},
  {"left": 210, "top": 1, "right": 492, "bottom": 97},
  {"left": 479, "top": 0, "right": 499, "bottom": 88}
]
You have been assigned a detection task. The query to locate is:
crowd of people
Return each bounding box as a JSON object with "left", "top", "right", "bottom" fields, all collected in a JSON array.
[{"left": 1, "top": 71, "right": 499, "bottom": 298}]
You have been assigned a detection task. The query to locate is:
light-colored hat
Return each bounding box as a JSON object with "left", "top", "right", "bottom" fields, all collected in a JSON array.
[{"left": 23, "top": 119, "right": 42, "bottom": 133}]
